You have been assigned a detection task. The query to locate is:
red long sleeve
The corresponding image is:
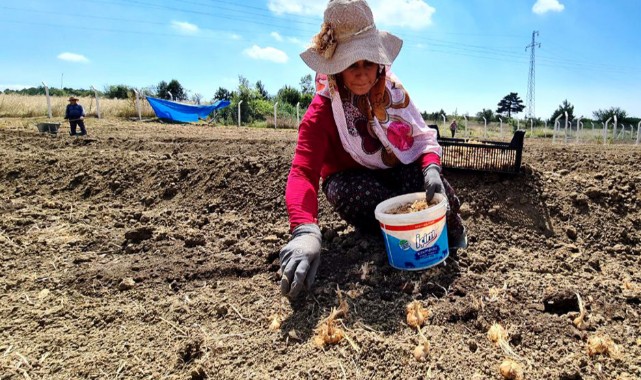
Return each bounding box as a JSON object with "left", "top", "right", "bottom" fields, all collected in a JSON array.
[{"left": 285, "top": 95, "right": 440, "bottom": 231}]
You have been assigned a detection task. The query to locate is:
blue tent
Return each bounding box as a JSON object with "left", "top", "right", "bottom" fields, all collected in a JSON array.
[{"left": 146, "top": 97, "right": 231, "bottom": 123}]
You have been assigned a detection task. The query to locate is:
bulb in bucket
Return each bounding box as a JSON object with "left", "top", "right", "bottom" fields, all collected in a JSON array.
[{"left": 374, "top": 192, "right": 449, "bottom": 271}]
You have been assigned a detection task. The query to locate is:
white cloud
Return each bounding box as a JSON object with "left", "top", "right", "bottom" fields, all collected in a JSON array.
[
  {"left": 287, "top": 36, "right": 307, "bottom": 48},
  {"left": 243, "top": 45, "right": 289, "bottom": 63},
  {"left": 267, "top": 0, "right": 325, "bottom": 16},
  {"left": 532, "top": 0, "right": 565, "bottom": 14},
  {"left": 171, "top": 21, "right": 199, "bottom": 34},
  {"left": 229, "top": 33, "right": 242, "bottom": 41},
  {"left": 57, "top": 52, "right": 89, "bottom": 63},
  {"left": 374, "top": 0, "right": 435, "bottom": 29},
  {"left": 271, "top": 32, "right": 284, "bottom": 42}
]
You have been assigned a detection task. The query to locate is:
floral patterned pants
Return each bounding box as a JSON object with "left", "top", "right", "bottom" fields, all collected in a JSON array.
[{"left": 322, "top": 163, "right": 465, "bottom": 240}]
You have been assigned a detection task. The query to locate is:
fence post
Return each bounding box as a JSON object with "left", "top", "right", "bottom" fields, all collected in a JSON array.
[
  {"left": 483, "top": 117, "right": 487, "bottom": 138},
  {"left": 637, "top": 121, "right": 640, "bottom": 145},
  {"left": 576, "top": 116, "right": 582, "bottom": 144},
  {"left": 42, "top": 81, "right": 52, "bottom": 118},
  {"left": 517, "top": 118, "right": 520, "bottom": 130},
  {"left": 563, "top": 111, "right": 570, "bottom": 144},
  {"left": 553, "top": 114, "right": 563, "bottom": 144},
  {"left": 133, "top": 90, "right": 142, "bottom": 120},
  {"left": 168, "top": 91, "right": 173, "bottom": 101},
  {"left": 603, "top": 117, "right": 612, "bottom": 144},
  {"left": 617, "top": 124, "right": 625, "bottom": 140},
  {"left": 499, "top": 117, "right": 503, "bottom": 138},
  {"left": 274, "top": 102, "right": 278, "bottom": 128},
  {"left": 612, "top": 115, "right": 618, "bottom": 140},
  {"left": 296, "top": 102, "right": 300, "bottom": 126},
  {"left": 463, "top": 115, "right": 468, "bottom": 138},
  {"left": 237, "top": 100, "right": 243, "bottom": 127},
  {"left": 91, "top": 86, "right": 101, "bottom": 119},
  {"left": 530, "top": 118, "right": 534, "bottom": 138}
]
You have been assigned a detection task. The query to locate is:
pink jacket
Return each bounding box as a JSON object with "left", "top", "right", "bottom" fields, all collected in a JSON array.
[{"left": 285, "top": 95, "right": 440, "bottom": 231}]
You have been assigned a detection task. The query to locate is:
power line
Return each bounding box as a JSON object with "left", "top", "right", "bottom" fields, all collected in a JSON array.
[{"left": 2, "top": 4, "right": 639, "bottom": 82}]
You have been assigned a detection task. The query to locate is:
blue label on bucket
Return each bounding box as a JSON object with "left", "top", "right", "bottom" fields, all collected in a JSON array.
[{"left": 381, "top": 221, "right": 449, "bottom": 271}]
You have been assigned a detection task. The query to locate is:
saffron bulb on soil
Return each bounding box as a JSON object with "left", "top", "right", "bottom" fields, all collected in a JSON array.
[
  {"left": 587, "top": 334, "right": 622, "bottom": 359},
  {"left": 488, "top": 323, "right": 508, "bottom": 345},
  {"left": 413, "top": 340, "right": 430, "bottom": 362},
  {"left": 499, "top": 359, "right": 524, "bottom": 380},
  {"left": 268, "top": 314, "right": 282, "bottom": 331},
  {"left": 406, "top": 301, "right": 430, "bottom": 328}
]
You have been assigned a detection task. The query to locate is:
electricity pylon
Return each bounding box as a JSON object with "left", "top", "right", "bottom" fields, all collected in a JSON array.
[{"left": 526, "top": 31, "right": 541, "bottom": 119}]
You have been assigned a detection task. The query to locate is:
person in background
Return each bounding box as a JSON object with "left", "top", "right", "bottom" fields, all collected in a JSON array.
[
  {"left": 65, "top": 96, "right": 87, "bottom": 136},
  {"left": 278, "top": 0, "right": 468, "bottom": 299},
  {"left": 450, "top": 119, "right": 458, "bottom": 138}
]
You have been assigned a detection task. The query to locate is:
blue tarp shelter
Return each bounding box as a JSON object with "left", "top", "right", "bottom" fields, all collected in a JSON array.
[{"left": 146, "top": 97, "right": 231, "bottom": 123}]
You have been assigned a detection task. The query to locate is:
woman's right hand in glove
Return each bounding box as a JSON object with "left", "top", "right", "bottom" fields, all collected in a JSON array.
[{"left": 279, "top": 224, "right": 322, "bottom": 298}]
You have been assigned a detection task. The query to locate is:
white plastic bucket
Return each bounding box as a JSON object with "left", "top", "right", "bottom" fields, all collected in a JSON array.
[{"left": 374, "top": 192, "right": 449, "bottom": 271}]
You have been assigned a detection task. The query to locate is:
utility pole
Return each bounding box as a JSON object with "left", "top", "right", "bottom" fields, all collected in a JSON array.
[{"left": 525, "top": 31, "right": 541, "bottom": 119}]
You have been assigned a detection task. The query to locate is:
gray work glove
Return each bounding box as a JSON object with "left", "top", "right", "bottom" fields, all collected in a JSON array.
[
  {"left": 422, "top": 164, "right": 448, "bottom": 204},
  {"left": 279, "top": 224, "right": 322, "bottom": 298}
]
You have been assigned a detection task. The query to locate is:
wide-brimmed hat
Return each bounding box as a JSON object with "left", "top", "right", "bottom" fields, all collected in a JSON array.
[
  {"left": 300, "top": 0, "right": 403, "bottom": 75},
  {"left": 68, "top": 96, "right": 79, "bottom": 101}
]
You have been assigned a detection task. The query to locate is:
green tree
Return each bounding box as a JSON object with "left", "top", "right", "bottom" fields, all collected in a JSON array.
[
  {"left": 167, "top": 79, "right": 187, "bottom": 100},
  {"left": 212, "top": 87, "right": 235, "bottom": 123},
  {"left": 550, "top": 99, "right": 575, "bottom": 122},
  {"left": 156, "top": 79, "right": 187, "bottom": 100},
  {"left": 213, "top": 87, "right": 231, "bottom": 101},
  {"left": 5, "top": 86, "right": 94, "bottom": 97},
  {"left": 156, "top": 81, "right": 168, "bottom": 99},
  {"left": 422, "top": 109, "right": 446, "bottom": 123},
  {"left": 104, "top": 84, "right": 130, "bottom": 99},
  {"left": 300, "top": 93, "right": 313, "bottom": 108},
  {"left": 255, "top": 80, "right": 269, "bottom": 100},
  {"left": 476, "top": 108, "right": 495, "bottom": 123},
  {"left": 277, "top": 85, "right": 301, "bottom": 106},
  {"left": 233, "top": 75, "right": 271, "bottom": 123},
  {"left": 496, "top": 92, "right": 525, "bottom": 118},
  {"left": 592, "top": 107, "right": 627, "bottom": 123},
  {"left": 299, "top": 74, "right": 314, "bottom": 95}
]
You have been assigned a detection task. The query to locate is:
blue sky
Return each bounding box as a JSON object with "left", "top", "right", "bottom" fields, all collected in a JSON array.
[{"left": 1, "top": 0, "right": 640, "bottom": 120}]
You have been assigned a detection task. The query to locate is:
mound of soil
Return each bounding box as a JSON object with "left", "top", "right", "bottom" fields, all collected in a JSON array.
[{"left": 1, "top": 119, "right": 639, "bottom": 379}]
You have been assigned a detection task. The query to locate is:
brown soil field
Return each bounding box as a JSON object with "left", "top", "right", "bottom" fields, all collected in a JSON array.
[{"left": 1, "top": 118, "right": 640, "bottom": 380}]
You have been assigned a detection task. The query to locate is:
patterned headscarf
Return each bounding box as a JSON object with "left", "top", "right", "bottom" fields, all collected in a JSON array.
[{"left": 316, "top": 68, "right": 441, "bottom": 169}]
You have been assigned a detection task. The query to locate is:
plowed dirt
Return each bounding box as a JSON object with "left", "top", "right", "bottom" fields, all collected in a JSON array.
[{"left": 1, "top": 118, "right": 640, "bottom": 379}]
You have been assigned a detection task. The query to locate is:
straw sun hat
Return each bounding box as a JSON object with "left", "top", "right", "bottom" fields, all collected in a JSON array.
[
  {"left": 68, "top": 96, "right": 79, "bottom": 101},
  {"left": 300, "top": 0, "right": 403, "bottom": 75}
]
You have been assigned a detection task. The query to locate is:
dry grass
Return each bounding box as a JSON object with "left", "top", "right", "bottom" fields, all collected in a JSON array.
[{"left": 0, "top": 94, "right": 156, "bottom": 118}]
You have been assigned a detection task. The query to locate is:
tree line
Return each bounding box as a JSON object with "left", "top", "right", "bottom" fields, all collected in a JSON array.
[
  {"left": 425, "top": 92, "right": 638, "bottom": 127},
  {"left": 4, "top": 82, "right": 637, "bottom": 127}
]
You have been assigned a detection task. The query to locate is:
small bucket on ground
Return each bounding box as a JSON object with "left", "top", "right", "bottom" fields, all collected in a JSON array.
[
  {"left": 37, "top": 123, "right": 60, "bottom": 135},
  {"left": 374, "top": 192, "right": 449, "bottom": 271}
]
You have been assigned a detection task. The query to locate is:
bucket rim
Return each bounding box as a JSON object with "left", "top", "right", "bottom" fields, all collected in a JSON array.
[{"left": 374, "top": 192, "right": 447, "bottom": 225}]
